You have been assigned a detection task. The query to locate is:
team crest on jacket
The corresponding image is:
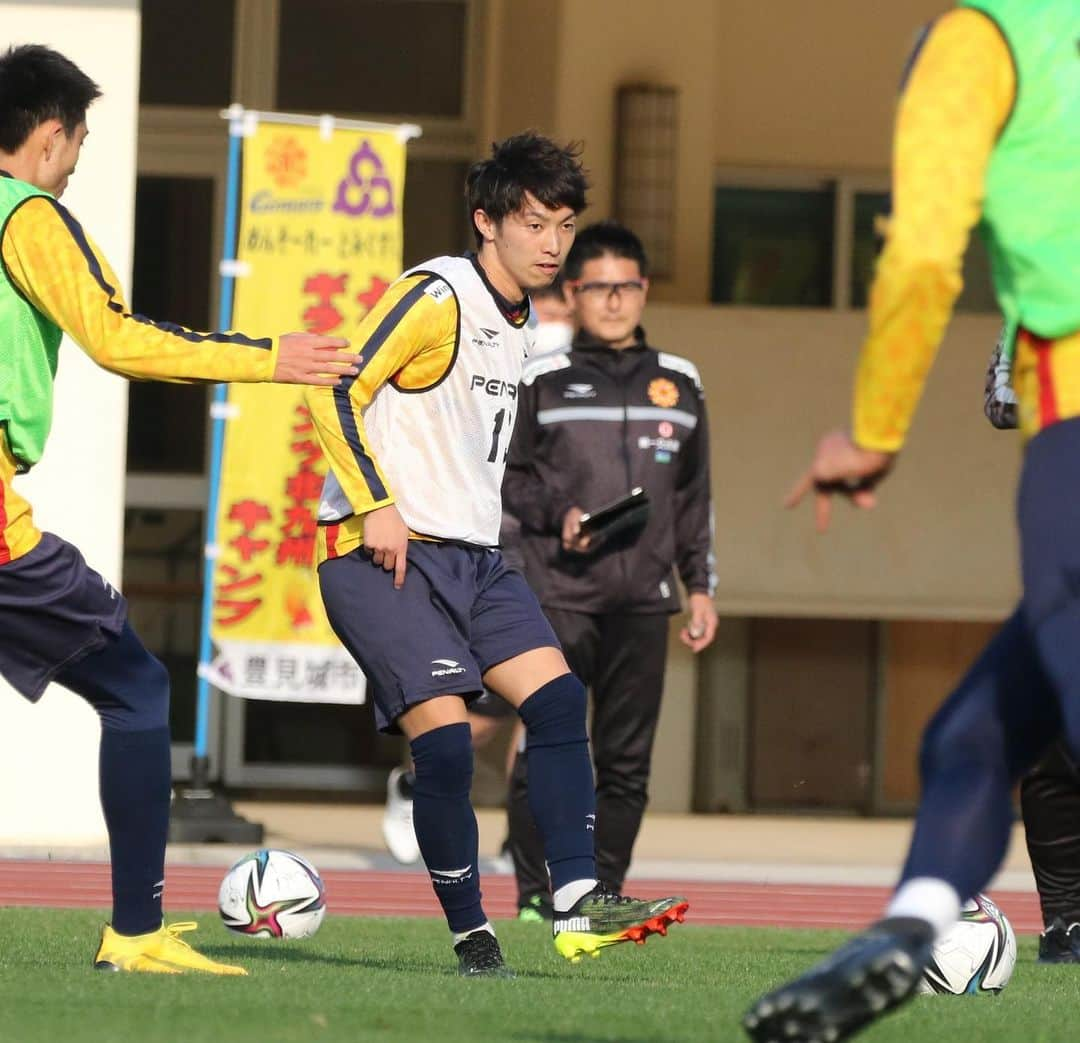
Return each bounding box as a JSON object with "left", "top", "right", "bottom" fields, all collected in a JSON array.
[{"left": 647, "top": 377, "right": 679, "bottom": 408}]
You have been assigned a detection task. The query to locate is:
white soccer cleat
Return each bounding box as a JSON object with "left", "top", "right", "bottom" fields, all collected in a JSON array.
[{"left": 382, "top": 766, "right": 421, "bottom": 864}]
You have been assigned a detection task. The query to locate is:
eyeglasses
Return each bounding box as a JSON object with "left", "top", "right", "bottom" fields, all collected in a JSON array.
[{"left": 570, "top": 280, "right": 646, "bottom": 300}]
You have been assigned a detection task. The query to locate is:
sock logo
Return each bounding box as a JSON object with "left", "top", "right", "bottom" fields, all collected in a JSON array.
[
  {"left": 585, "top": 813, "right": 596, "bottom": 832},
  {"left": 554, "top": 916, "right": 591, "bottom": 932},
  {"left": 430, "top": 865, "right": 474, "bottom": 886}
]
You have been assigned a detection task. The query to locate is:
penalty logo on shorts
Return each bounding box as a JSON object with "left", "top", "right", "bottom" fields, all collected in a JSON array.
[{"left": 430, "top": 658, "right": 467, "bottom": 678}]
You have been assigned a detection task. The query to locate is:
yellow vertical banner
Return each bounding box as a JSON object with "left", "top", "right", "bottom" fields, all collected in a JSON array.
[{"left": 207, "top": 118, "right": 412, "bottom": 703}]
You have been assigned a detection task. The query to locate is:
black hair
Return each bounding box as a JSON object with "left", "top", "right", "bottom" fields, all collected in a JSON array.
[
  {"left": 564, "top": 220, "right": 649, "bottom": 281},
  {"left": 0, "top": 44, "right": 101, "bottom": 153},
  {"left": 465, "top": 132, "right": 588, "bottom": 246}
]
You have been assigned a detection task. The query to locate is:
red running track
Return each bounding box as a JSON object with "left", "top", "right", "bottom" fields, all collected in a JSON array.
[{"left": 0, "top": 859, "right": 1044, "bottom": 934}]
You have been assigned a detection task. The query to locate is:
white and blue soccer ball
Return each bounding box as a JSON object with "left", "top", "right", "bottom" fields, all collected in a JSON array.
[
  {"left": 917, "top": 893, "right": 1016, "bottom": 995},
  {"left": 218, "top": 849, "right": 327, "bottom": 940}
]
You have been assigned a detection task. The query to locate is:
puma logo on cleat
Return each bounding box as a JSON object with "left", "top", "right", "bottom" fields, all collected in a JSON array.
[{"left": 554, "top": 917, "right": 591, "bottom": 932}]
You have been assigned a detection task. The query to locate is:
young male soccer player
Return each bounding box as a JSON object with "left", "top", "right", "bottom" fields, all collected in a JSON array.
[
  {"left": 308, "top": 133, "right": 688, "bottom": 977},
  {"left": 744, "top": 3, "right": 1080, "bottom": 1039},
  {"left": 0, "top": 44, "right": 356, "bottom": 975}
]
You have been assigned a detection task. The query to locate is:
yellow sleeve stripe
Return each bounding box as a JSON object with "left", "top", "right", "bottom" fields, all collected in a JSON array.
[{"left": 332, "top": 273, "right": 445, "bottom": 501}]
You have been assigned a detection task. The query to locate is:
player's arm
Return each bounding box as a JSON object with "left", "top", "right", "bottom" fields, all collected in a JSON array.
[
  {"left": 673, "top": 390, "right": 718, "bottom": 651},
  {"left": 852, "top": 8, "right": 1016, "bottom": 452},
  {"left": 305, "top": 273, "right": 456, "bottom": 512},
  {"left": 0, "top": 196, "right": 354, "bottom": 385}
]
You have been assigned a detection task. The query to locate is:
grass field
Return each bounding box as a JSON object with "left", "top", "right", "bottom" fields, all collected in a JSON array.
[{"left": 0, "top": 908, "right": 1070, "bottom": 1043}]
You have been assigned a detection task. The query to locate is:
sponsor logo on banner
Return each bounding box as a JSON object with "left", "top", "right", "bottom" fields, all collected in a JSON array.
[{"left": 334, "top": 139, "right": 396, "bottom": 218}]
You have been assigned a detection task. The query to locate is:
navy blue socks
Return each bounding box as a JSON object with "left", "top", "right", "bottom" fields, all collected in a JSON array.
[
  {"left": 99, "top": 725, "right": 171, "bottom": 936},
  {"left": 518, "top": 673, "right": 597, "bottom": 893},
  {"left": 410, "top": 722, "right": 486, "bottom": 934}
]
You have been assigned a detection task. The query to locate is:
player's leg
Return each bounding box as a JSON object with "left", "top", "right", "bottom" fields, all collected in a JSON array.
[
  {"left": 745, "top": 607, "right": 1059, "bottom": 1041},
  {"left": 0, "top": 533, "right": 241, "bottom": 974},
  {"left": 319, "top": 543, "right": 511, "bottom": 977},
  {"left": 475, "top": 561, "right": 687, "bottom": 962},
  {"left": 506, "top": 608, "right": 599, "bottom": 921},
  {"left": 60, "top": 623, "right": 246, "bottom": 975},
  {"left": 1021, "top": 739, "right": 1080, "bottom": 961},
  {"left": 747, "top": 419, "right": 1080, "bottom": 1040},
  {"left": 589, "top": 612, "right": 668, "bottom": 892}
]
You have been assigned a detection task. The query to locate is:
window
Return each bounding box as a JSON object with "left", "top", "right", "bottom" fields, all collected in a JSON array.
[
  {"left": 403, "top": 158, "right": 472, "bottom": 267},
  {"left": 128, "top": 175, "right": 216, "bottom": 473},
  {"left": 713, "top": 174, "right": 998, "bottom": 313},
  {"left": 139, "top": 0, "right": 235, "bottom": 107},
  {"left": 712, "top": 186, "right": 834, "bottom": 308},
  {"left": 276, "top": 0, "right": 468, "bottom": 118}
]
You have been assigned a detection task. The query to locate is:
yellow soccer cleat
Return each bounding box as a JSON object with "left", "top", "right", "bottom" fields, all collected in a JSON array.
[{"left": 93, "top": 921, "right": 248, "bottom": 976}]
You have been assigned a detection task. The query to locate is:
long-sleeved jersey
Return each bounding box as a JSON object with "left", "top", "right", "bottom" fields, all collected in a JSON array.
[
  {"left": 853, "top": 5, "right": 1080, "bottom": 450},
  {"left": 503, "top": 331, "right": 715, "bottom": 615},
  {"left": 0, "top": 174, "right": 277, "bottom": 563},
  {"left": 310, "top": 254, "right": 534, "bottom": 561}
]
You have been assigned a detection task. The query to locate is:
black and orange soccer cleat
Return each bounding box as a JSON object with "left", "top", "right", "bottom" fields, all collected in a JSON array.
[{"left": 552, "top": 884, "right": 689, "bottom": 963}]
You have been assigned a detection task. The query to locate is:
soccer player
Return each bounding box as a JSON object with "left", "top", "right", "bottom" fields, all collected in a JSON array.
[
  {"left": 0, "top": 44, "right": 356, "bottom": 975},
  {"left": 308, "top": 133, "right": 688, "bottom": 977},
  {"left": 378, "top": 275, "right": 575, "bottom": 868},
  {"left": 744, "top": 3, "right": 1080, "bottom": 1039}
]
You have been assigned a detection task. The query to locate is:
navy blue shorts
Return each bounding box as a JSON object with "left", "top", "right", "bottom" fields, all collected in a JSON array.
[
  {"left": 318, "top": 542, "right": 559, "bottom": 733},
  {"left": 0, "top": 533, "right": 127, "bottom": 701}
]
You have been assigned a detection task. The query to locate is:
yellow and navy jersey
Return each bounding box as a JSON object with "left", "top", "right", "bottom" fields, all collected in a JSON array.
[
  {"left": 0, "top": 189, "right": 279, "bottom": 563},
  {"left": 852, "top": 8, "right": 1017, "bottom": 450},
  {"left": 309, "top": 254, "right": 533, "bottom": 562}
]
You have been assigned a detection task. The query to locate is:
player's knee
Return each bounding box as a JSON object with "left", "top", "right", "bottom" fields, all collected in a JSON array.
[
  {"left": 410, "top": 721, "right": 473, "bottom": 797},
  {"left": 517, "top": 672, "right": 587, "bottom": 744}
]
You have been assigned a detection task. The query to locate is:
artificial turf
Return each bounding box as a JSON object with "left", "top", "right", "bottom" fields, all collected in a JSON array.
[{"left": 0, "top": 908, "right": 1068, "bottom": 1043}]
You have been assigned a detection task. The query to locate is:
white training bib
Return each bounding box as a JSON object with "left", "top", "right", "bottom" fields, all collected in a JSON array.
[{"left": 322, "top": 256, "right": 533, "bottom": 545}]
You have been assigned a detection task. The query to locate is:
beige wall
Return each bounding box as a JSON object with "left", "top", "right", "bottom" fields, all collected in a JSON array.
[
  {"left": 645, "top": 304, "right": 1020, "bottom": 619},
  {"left": 487, "top": 0, "right": 953, "bottom": 304},
  {"left": 713, "top": 1, "right": 948, "bottom": 170},
  {"left": 0, "top": 1, "right": 140, "bottom": 843}
]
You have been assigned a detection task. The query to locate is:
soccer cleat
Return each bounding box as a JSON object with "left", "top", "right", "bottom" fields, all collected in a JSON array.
[
  {"left": 93, "top": 921, "right": 247, "bottom": 975},
  {"left": 382, "top": 766, "right": 421, "bottom": 865},
  {"left": 552, "top": 884, "right": 689, "bottom": 963},
  {"left": 742, "top": 917, "right": 933, "bottom": 1043},
  {"left": 454, "top": 930, "right": 516, "bottom": 978},
  {"left": 1038, "top": 917, "right": 1080, "bottom": 964},
  {"left": 518, "top": 894, "right": 554, "bottom": 923}
]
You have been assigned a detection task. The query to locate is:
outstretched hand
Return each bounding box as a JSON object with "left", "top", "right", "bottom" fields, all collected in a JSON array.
[
  {"left": 785, "top": 430, "right": 894, "bottom": 532},
  {"left": 273, "top": 332, "right": 359, "bottom": 386}
]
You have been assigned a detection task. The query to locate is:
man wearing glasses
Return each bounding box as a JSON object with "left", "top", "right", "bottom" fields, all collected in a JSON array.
[{"left": 502, "top": 220, "right": 717, "bottom": 919}]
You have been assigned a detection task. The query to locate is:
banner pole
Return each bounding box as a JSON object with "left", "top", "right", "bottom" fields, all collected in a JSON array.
[{"left": 169, "top": 104, "right": 262, "bottom": 843}]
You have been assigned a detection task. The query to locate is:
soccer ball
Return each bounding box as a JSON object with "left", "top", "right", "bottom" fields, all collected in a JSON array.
[
  {"left": 917, "top": 893, "right": 1016, "bottom": 995},
  {"left": 218, "top": 849, "right": 327, "bottom": 939}
]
